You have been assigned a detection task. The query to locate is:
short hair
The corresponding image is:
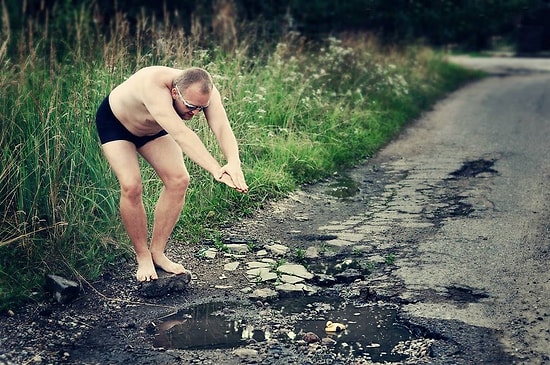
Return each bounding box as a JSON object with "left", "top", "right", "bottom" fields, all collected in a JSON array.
[{"left": 173, "top": 67, "right": 213, "bottom": 94}]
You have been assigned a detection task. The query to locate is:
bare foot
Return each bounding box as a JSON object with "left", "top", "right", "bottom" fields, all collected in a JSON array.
[
  {"left": 135, "top": 252, "right": 158, "bottom": 282},
  {"left": 151, "top": 253, "right": 189, "bottom": 275}
]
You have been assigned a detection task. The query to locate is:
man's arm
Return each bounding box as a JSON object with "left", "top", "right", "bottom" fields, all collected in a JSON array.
[
  {"left": 141, "top": 79, "right": 234, "bottom": 187},
  {"left": 204, "top": 86, "right": 248, "bottom": 192}
]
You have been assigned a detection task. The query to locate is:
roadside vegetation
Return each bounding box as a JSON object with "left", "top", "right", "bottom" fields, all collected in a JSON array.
[{"left": 0, "top": 1, "right": 482, "bottom": 310}]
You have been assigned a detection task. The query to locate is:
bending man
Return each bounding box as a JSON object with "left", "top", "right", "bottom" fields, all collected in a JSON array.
[{"left": 95, "top": 66, "right": 248, "bottom": 282}]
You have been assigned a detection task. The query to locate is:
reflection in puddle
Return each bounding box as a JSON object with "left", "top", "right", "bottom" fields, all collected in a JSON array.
[
  {"left": 154, "top": 296, "right": 412, "bottom": 362},
  {"left": 153, "top": 302, "right": 267, "bottom": 350},
  {"left": 325, "top": 174, "right": 360, "bottom": 199}
]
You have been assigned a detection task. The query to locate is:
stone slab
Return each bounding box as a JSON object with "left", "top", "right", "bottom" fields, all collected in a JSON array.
[{"left": 139, "top": 269, "right": 192, "bottom": 298}]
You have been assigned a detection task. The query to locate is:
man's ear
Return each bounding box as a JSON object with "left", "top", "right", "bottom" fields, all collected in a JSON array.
[{"left": 171, "top": 87, "right": 178, "bottom": 99}]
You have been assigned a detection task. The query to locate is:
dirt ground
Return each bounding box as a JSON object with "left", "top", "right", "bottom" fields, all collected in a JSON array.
[{"left": 0, "top": 57, "right": 549, "bottom": 365}]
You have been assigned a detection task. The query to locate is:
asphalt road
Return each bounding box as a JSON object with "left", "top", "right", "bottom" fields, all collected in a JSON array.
[{"left": 375, "top": 56, "right": 550, "bottom": 363}]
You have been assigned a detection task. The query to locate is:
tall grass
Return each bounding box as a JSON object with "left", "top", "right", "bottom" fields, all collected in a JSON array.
[{"left": 0, "top": 2, "right": 480, "bottom": 310}]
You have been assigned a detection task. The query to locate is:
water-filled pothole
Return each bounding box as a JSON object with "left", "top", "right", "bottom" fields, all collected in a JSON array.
[
  {"left": 325, "top": 174, "right": 360, "bottom": 199},
  {"left": 275, "top": 296, "right": 412, "bottom": 362},
  {"left": 152, "top": 302, "right": 263, "bottom": 350},
  {"left": 153, "top": 296, "right": 413, "bottom": 362}
]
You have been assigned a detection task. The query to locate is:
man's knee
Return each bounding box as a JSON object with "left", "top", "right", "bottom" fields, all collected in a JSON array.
[
  {"left": 120, "top": 180, "right": 143, "bottom": 201},
  {"left": 165, "top": 173, "right": 190, "bottom": 194}
]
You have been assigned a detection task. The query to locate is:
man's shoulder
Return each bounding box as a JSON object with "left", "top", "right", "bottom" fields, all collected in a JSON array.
[{"left": 129, "top": 66, "right": 182, "bottom": 89}]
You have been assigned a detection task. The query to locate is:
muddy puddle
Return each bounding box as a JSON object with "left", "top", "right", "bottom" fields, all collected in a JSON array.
[
  {"left": 325, "top": 174, "right": 361, "bottom": 199},
  {"left": 153, "top": 295, "right": 413, "bottom": 362}
]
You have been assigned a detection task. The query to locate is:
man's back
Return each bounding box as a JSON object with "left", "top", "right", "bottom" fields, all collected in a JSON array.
[{"left": 109, "top": 66, "right": 181, "bottom": 136}]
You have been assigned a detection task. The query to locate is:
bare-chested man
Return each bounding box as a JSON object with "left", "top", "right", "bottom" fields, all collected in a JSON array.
[{"left": 95, "top": 66, "right": 248, "bottom": 282}]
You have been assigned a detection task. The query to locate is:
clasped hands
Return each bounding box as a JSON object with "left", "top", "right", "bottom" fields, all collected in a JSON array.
[{"left": 216, "top": 164, "right": 248, "bottom": 193}]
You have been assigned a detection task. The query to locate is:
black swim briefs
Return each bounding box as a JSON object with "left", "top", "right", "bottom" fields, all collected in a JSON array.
[{"left": 95, "top": 96, "right": 168, "bottom": 148}]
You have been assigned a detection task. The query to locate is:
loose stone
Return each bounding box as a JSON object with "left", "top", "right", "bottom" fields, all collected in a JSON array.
[
  {"left": 265, "top": 243, "right": 289, "bottom": 255},
  {"left": 246, "top": 261, "right": 271, "bottom": 269},
  {"left": 246, "top": 268, "right": 278, "bottom": 282},
  {"left": 232, "top": 348, "right": 259, "bottom": 359},
  {"left": 280, "top": 274, "right": 305, "bottom": 284},
  {"left": 249, "top": 288, "right": 278, "bottom": 300},
  {"left": 224, "top": 262, "right": 240, "bottom": 271},
  {"left": 226, "top": 244, "right": 250, "bottom": 254},
  {"left": 203, "top": 248, "right": 217, "bottom": 259},
  {"left": 277, "top": 264, "right": 314, "bottom": 279},
  {"left": 303, "top": 332, "right": 321, "bottom": 343}
]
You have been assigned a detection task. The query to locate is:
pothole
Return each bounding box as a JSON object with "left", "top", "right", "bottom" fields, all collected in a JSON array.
[
  {"left": 449, "top": 159, "right": 498, "bottom": 178},
  {"left": 446, "top": 285, "right": 490, "bottom": 303},
  {"left": 152, "top": 296, "right": 415, "bottom": 362},
  {"left": 325, "top": 174, "right": 361, "bottom": 199},
  {"left": 277, "top": 296, "right": 414, "bottom": 362}
]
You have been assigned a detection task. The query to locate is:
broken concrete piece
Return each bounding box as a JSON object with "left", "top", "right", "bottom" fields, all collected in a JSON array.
[
  {"left": 275, "top": 283, "right": 317, "bottom": 296},
  {"left": 277, "top": 264, "right": 314, "bottom": 279},
  {"left": 246, "top": 261, "right": 271, "bottom": 269},
  {"left": 246, "top": 268, "right": 277, "bottom": 282},
  {"left": 225, "top": 243, "right": 249, "bottom": 254},
  {"left": 249, "top": 288, "right": 278, "bottom": 300},
  {"left": 45, "top": 274, "right": 80, "bottom": 304},
  {"left": 280, "top": 274, "right": 305, "bottom": 284},
  {"left": 265, "top": 243, "right": 289, "bottom": 255},
  {"left": 224, "top": 262, "right": 240, "bottom": 271},
  {"left": 139, "top": 269, "right": 192, "bottom": 298},
  {"left": 203, "top": 248, "right": 218, "bottom": 259},
  {"left": 256, "top": 249, "right": 268, "bottom": 256}
]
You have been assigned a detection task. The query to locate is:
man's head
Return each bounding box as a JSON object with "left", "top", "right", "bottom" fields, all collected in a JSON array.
[{"left": 172, "top": 67, "right": 213, "bottom": 120}]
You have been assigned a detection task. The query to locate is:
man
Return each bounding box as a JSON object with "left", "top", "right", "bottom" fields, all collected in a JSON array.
[{"left": 95, "top": 66, "right": 248, "bottom": 282}]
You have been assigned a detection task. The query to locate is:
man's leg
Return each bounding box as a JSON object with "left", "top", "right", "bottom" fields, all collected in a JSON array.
[
  {"left": 101, "top": 140, "right": 157, "bottom": 281},
  {"left": 138, "top": 135, "right": 190, "bottom": 275}
]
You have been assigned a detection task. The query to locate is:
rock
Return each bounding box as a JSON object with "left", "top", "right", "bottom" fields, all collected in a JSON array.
[
  {"left": 246, "top": 267, "right": 277, "bottom": 282},
  {"left": 226, "top": 244, "right": 249, "bottom": 254},
  {"left": 203, "top": 248, "right": 218, "bottom": 259},
  {"left": 280, "top": 274, "right": 305, "bottom": 284},
  {"left": 275, "top": 283, "right": 317, "bottom": 296},
  {"left": 232, "top": 348, "right": 259, "bottom": 359},
  {"left": 277, "top": 264, "right": 314, "bottom": 279},
  {"left": 334, "top": 268, "right": 364, "bottom": 283},
  {"left": 260, "top": 258, "right": 276, "bottom": 264},
  {"left": 224, "top": 262, "right": 240, "bottom": 271},
  {"left": 305, "top": 246, "right": 320, "bottom": 258},
  {"left": 214, "top": 285, "right": 233, "bottom": 289},
  {"left": 246, "top": 261, "right": 271, "bottom": 269},
  {"left": 139, "top": 269, "right": 192, "bottom": 298},
  {"left": 303, "top": 332, "right": 320, "bottom": 343},
  {"left": 44, "top": 274, "right": 80, "bottom": 304},
  {"left": 256, "top": 249, "right": 268, "bottom": 256},
  {"left": 249, "top": 288, "right": 278, "bottom": 300},
  {"left": 321, "top": 337, "right": 337, "bottom": 346},
  {"left": 265, "top": 243, "right": 289, "bottom": 255}
]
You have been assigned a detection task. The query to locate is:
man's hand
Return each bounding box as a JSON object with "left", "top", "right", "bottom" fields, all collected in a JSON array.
[
  {"left": 218, "top": 164, "right": 248, "bottom": 193},
  {"left": 216, "top": 172, "right": 237, "bottom": 190}
]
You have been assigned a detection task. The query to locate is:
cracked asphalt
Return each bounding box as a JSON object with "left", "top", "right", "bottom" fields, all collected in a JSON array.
[{"left": 235, "top": 56, "right": 550, "bottom": 364}]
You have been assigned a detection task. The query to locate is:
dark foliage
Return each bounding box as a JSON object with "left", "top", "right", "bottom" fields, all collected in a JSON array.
[{"left": 4, "top": 0, "right": 549, "bottom": 51}]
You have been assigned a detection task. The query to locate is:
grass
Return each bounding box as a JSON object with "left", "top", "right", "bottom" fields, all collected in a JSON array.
[{"left": 0, "top": 2, "right": 482, "bottom": 310}]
